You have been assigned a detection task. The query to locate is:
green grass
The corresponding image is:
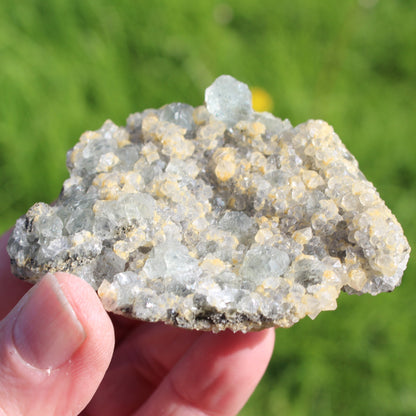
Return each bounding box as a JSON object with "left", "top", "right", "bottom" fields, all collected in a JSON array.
[{"left": 1, "top": 1, "right": 415, "bottom": 414}]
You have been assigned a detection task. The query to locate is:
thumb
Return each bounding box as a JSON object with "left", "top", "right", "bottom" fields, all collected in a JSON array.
[{"left": 0, "top": 272, "right": 115, "bottom": 416}]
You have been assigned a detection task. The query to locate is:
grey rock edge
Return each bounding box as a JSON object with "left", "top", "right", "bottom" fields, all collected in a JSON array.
[{"left": 7, "top": 75, "right": 410, "bottom": 332}]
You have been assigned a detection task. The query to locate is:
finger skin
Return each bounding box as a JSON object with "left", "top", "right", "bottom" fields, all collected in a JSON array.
[
  {"left": 85, "top": 322, "right": 203, "bottom": 416},
  {"left": 136, "top": 329, "right": 275, "bottom": 416},
  {"left": 0, "top": 273, "right": 115, "bottom": 416},
  {"left": 87, "top": 325, "right": 275, "bottom": 416}
]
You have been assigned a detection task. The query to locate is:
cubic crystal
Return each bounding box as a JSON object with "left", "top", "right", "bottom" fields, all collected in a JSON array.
[{"left": 205, "top": 74, "right": 253, "bottom": 126}]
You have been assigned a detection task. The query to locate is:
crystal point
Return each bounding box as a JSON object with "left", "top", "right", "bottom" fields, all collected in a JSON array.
[{"left": 205, "top": 75, "right": 253, "bottom": 126}]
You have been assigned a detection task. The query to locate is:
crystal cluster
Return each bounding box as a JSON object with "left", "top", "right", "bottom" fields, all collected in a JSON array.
[{"left": 7, "top": 75, "right": 410, "bottom": 332}]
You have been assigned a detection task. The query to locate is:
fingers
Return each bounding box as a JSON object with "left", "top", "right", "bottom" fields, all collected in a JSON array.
[
  {"left": 0, "top": 272, "right": 115, "bottom": 416},
  {"left": 137, "top": 328, "right": 275, "bottom": 416},
  {"left": 87, "top": 319, "right": 275, "bottom": 416},
  {"left": 0, "top": 230, "right": 32, "bottom": 319},
  {"left": 85, "top": 322, "right": 203, "bottom": 416},
  {"left": 110, "top": 313, "right": 144, "bottom": 346}
]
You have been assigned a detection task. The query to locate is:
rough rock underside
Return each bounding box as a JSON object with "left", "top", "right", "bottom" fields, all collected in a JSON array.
[{"left": 7, "top": 75, "right": 410, "bottom": 332}]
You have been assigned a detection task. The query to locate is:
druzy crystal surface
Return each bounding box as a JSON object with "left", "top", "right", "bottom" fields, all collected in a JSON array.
[{"left": 8, "top": 75, "right": 410, "bottom": 332}]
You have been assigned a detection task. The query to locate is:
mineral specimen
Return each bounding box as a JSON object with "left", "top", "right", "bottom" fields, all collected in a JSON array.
[{"left": 7, "top": 75, "right": 410, "bottom": 332}]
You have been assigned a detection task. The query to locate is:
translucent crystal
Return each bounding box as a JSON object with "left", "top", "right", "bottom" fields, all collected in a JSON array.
[
  {"left": 240, "top": 246, "right": 291, "bottom": 285},
  {"left": 7, "top": 76, "right": 410, "bottom": 332},
  {"left": 205, "top": 75, "right": 253, "bottom": 126},
  {"left": 159, "top": 103, "right": 195, "bottom": 131}
]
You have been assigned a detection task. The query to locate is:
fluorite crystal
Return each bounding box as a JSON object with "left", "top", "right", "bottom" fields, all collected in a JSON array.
[{"left": 7, "top": 75, "right": 410, "bottom": 332}]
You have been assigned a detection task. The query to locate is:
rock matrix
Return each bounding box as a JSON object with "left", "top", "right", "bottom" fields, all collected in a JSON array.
[{"left": 8, "top": 75, "right": 410, "bottom": 331}]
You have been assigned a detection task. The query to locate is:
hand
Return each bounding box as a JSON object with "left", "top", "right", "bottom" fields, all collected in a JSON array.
[{"left": 0, "top": 230, "right": 275, "bottom": 415}]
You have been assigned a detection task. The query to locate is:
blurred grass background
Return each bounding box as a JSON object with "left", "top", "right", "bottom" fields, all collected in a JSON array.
[{"left": 0, "top": 0, "right": 415, "bottom": 414}]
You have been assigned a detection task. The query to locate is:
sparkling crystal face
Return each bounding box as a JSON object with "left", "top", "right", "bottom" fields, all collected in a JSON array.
[
  {"left": 205, "top": 75, "right": 253, "bottom": 126},
  {"left": 7, "top": 75, "right": 410, "bottom": 332}
]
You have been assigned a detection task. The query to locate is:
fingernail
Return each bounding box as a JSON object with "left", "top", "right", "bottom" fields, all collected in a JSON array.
[{"left": 12, "top": 273, "right": 86, "bottom": 369}]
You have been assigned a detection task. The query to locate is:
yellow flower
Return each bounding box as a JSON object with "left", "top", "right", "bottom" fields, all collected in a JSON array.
[{"left": 251, "top": 87, "right": 274, "bottom": 112}]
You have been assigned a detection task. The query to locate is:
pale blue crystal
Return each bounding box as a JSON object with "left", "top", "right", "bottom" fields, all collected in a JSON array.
[
  {"left": 205, "top": 75, "right": 253, "bottom": 126},
  {"left": 240, "top": 246, "right": 290, "bottom": 285},
  {"left": 159, "top": 103, "right": 195, "bottom": 131}
]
